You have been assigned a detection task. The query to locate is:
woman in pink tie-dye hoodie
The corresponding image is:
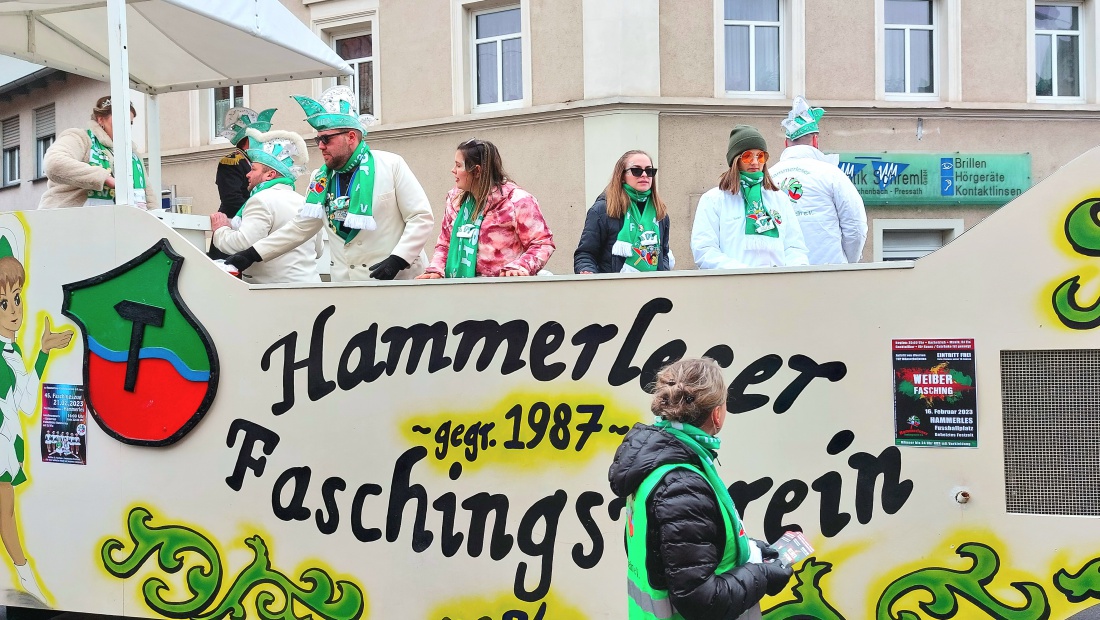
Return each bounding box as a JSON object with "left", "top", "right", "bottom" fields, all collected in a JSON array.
[{"left": 419, "top": 139, "right": 555, "bottom": 279}]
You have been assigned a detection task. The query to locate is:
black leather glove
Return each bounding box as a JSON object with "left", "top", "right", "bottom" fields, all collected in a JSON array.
[
  {"left": 225, "top": 247, "right": 262, "bottom": 272},
  {"left": 762, "top": 561, "right": 793, "bottom": 596},
  {"left": 753, "top": 538, "right": 779, "bottom": 562},
  {"left": 368, "top": 254, "right": 410, "bottom": 280}
]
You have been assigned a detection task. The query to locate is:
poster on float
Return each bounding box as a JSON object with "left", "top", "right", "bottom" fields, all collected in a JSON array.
[
  {"left": 39, "top": 384, "right": 86, "bottom": 465},
  {"left": 892, "top": 339, "right": 977, "bottom": 448}
]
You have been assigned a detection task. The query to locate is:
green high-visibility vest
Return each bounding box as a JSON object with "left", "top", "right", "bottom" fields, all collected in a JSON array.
[{"left": 625, "top": 463, "right": 745, "bottom": 620}]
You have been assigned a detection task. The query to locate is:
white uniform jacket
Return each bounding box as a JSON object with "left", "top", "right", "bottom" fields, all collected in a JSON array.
[
  {"left": 251, "top": 150, "right": 433, "bottom": 281},
  {"left": 690, "top": 186, "right": 809, "bottom": 269},
  {"left": 769, "top": 145, "right": 867, "bottom": 264},
  {"left": 213, "top": 184, "right": 322, "bottom": 284}
]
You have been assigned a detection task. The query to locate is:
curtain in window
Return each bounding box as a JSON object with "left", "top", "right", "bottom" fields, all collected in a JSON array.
[
  {"left": 885, "top": 30, "right": 906, "bottom": 92},
  {"left": 724, "top": 25, "right": 750, "bottom": 91}
]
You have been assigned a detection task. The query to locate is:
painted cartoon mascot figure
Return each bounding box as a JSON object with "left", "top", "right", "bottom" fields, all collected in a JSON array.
[{"left": 0, "top": 230, "right": 72, "bottom": 605}]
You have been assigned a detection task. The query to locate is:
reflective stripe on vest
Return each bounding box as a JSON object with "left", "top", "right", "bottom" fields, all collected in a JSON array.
[{"left": 628, "top": 579, "right": 676, "bottom": 619}]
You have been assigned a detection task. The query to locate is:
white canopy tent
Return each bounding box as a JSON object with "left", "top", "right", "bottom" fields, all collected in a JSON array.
[{"left": 0, "top": 0, "right": 352, "bottom": 206}]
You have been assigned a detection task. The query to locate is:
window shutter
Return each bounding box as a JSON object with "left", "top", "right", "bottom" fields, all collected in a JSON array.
[
  {"left": 35, "top": 105, "right": 55, "bottom": 138},
  {"left": 1, "top": 118, "right": 18, "bottom": 149}
]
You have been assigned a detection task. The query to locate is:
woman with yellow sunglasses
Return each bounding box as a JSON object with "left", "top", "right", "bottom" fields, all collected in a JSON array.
[{"left": 690, "top": 125, "right": 808, "bottom": 269}]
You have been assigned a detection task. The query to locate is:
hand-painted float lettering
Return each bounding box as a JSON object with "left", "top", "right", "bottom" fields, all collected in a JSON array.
[
  {"left": 227, "top": 420, "right": 913, "bottom": 608},
  {"left": 261, "top": 298, "right": 846, "bottom": 417},
  {"left": 226, "top": 420, "right": 596, "bottom": 603},
  {"left": 729, "top": 431, "right": 912, "bottom": 542}
]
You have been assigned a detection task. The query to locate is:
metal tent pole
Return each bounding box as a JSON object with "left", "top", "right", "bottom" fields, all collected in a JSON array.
[{"left": 107, "top": 0, "right": 134, "bottom": 206}]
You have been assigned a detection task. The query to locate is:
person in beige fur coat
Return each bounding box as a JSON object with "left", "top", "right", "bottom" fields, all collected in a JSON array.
[{"left": 38, "top": 96, "right": 150, "bottom": 210}]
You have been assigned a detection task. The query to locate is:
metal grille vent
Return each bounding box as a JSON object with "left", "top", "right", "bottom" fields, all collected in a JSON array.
[{"left": 1003, "top": 349, "right": 1100, "bottom": 516}]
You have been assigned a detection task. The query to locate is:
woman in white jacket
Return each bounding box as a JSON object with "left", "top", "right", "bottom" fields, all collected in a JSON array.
[{"left": 690, "top": 125, "right": 808, "bottom": 269}]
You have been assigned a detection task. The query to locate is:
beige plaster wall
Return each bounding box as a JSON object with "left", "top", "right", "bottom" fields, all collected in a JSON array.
[
  {"left": 961, "top": 1, "right": 1027, "bottom": 103},
  {"left": 378, "top": 0, "right": 453, "bottom": 123},
  {"left": 531, "top": 0, "right": 584, "bottom": 105},
  {"left": 806, "top": 0, "right": 876, "bottom": 101},
  {"left": 660, "top": 0, "right": 714, "bottom": 98}
]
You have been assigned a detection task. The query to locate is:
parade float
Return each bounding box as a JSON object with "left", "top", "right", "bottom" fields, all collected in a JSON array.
[{"left": 3, "top": 2, "right": 1100, "bottom": 620}]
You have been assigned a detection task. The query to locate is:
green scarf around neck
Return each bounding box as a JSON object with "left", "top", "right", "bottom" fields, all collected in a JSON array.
[
  {"left": 232, "top": 177, "right": 296, "bottom": 226},
  {"left": 653, "top": 417, "right": 752, "bottom": 566},
  {"left": 86, "top": 129, "right": 146, "bottom": 202},
  {"left": 613, "top": 185, "right": 660, "bottom": 272},
  {"left": 444, "top": 195, "right": 483, "bottom": 278},
  {"left": 740, "top": 171, "right": 779, "bottom": 238},
  {"left": 302, "top": 140, "right": 377, "bottom": 240}
]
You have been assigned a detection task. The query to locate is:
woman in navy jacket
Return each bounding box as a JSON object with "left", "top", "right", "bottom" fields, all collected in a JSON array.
[{"left": 574, "top": 150, "right": 671, "bottom": 274}]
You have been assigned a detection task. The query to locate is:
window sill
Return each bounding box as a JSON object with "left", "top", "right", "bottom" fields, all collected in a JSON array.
[
  {"left": 30, "top": 177, "right": 47, "bottom": 184},
  {"left": 0, "top": 183, "right": 20, "bottom": 191},
  {"left": 1035, "top": 96, "right": 1086, "bottom": 105},
  {"left": 472, "top": 100, "right": 526, "bottom": 114},
  {"left": 720, "top": 91, "right": 786, "bottom": 100},
  {"left": 883, "top": 93, "right": 940, "bottom": 102}
]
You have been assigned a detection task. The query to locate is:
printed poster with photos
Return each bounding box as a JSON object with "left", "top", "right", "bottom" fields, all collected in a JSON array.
[
  {"left": 40, "top": 383, "right": 87, "bottom": 465},
  {"left": 892, "top": 339, "right": 977, "bottom": 448}
]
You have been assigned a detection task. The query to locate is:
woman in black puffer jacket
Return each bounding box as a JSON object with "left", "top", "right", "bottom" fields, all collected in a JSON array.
[
  {"left": 608, "top": 358, "right": 792, "bottom": 620},
  {"left": 574, "top": 150, "right": 671, "bottom": 274}
]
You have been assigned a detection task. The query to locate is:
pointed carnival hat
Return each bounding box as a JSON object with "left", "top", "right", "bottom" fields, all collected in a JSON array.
[
  {"left": 220, "top": 107, "right": 277, "bottom": 145},
  {"left": 244, "top": 128, "right": 309, "bottom": 181},
  {"left": 292, "top": 85, "right": 375, "bottom": 134},
  {"left": 781, "top": 96, "right": 825, "bottom": 141}
]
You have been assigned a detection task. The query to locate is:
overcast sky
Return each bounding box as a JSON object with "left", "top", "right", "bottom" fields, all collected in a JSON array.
[{"left": 0, "top": 57, "right": 44, "bottom": 85}]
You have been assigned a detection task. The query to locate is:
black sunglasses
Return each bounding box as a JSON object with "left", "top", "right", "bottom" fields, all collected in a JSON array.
[
  {"left": 317, "top": 130, "right": 352, "bottom": 145},
  {"left": 625, "top": 166, "right": 658, "bottom": 178}
]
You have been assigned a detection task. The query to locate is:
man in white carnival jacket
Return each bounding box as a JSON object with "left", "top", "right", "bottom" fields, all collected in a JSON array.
[
  {"left": 223, "top": 86, "right": 433, "bottom": 281},
  {"left": 210, "top": 127, "right": 322, "bottom": 284},
  {"left": 769, "top": 97, "right": 867, "bottom": 265}
]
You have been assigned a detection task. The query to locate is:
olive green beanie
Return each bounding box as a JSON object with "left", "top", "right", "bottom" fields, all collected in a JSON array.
[{"left": 725, "top": 124, "right": 768, "bottom": 167}]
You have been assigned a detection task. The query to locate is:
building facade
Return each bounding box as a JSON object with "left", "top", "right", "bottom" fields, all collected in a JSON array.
[{"left": 1, "top": 0, "right": 1098, "bottom": 273}]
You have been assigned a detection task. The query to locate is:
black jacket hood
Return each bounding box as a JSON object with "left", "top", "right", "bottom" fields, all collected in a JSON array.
[{"left": 608, "top": 423, "right": 702, "bottom": 499}]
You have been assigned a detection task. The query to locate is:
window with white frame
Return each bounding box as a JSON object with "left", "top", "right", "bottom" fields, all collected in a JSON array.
[
  {"left": 874, "top": 219, "right": 963, "bottom": 261},
  {"left": 472, "top": 6, "right": 523, "bottom": 108},
  {"left": 723, "top": 0, "right": 782, "bottom": 93},
  {"left": 2, "top": 117, "right": 19, "bottom": 187},
  {"left": 212, "top": 86, "right": 246, "bottom": 140},
  {"left": 1035, "top": 4, "right": 1082, "bottom": 98},
  {"left": 884, "top": 0, "right": 936, "bottom": 95},
  {"left": 335, "top": 32, "right": 375, "bottom": 117},
  {"left": 34, "top": 104, "right": 55, "bottom": 179}
]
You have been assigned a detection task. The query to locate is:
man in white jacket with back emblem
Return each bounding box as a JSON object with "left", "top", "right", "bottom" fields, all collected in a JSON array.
[
  {"left": 769, "top": 97, "right": 867, "bottom": 265},
  {"left": 209, "top": 126, "right": 322, "bottom": 284},
  {"left": 222, "top": 86, "right": 433, "bottom": 281}
]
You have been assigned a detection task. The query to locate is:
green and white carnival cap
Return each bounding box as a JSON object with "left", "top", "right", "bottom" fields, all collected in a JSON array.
[
  {"left": 781, "top": 96, "right": 825, "bottom": 141},
  {"left": 243, "top": 128, "right": 309, "bottom": 180},
  {"left": 292, "top": 85, "right": 374, "bottom": 134},
  {"left": 220, "top": 107, "right": 277, "bottom": 145}
]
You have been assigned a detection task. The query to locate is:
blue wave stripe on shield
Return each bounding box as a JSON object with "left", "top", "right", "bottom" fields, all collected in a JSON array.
[{"left": 87, "top": 337, "right": 211, "bottom": 383}]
